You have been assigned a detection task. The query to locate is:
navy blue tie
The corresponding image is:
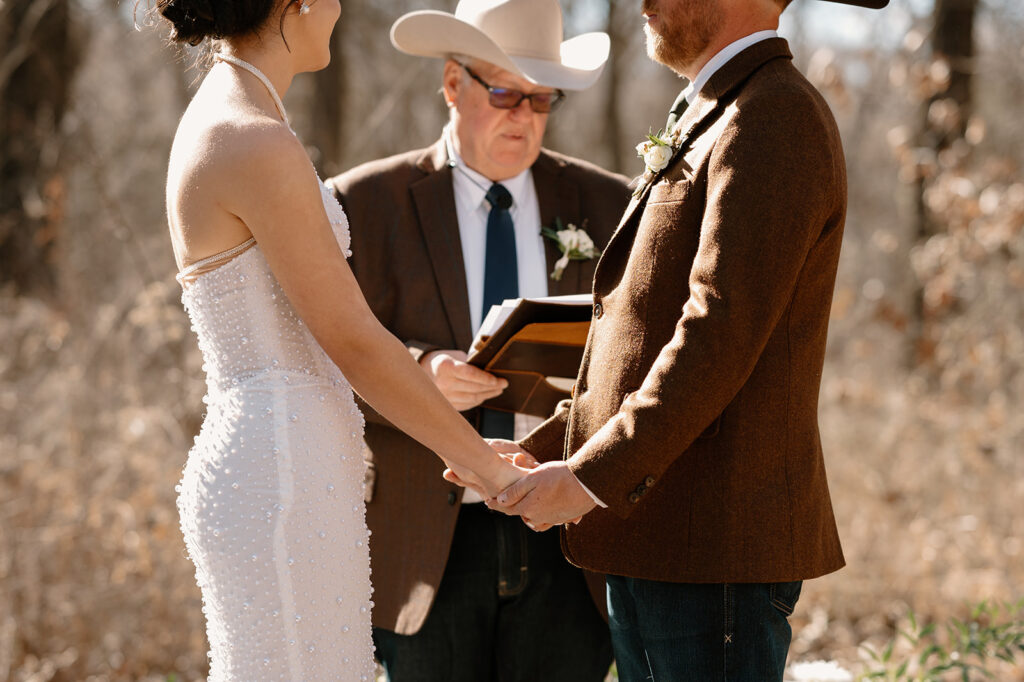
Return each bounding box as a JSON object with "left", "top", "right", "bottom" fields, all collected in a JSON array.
[{"left": 479, "top": 183, "right": 517, "bottom": 440}]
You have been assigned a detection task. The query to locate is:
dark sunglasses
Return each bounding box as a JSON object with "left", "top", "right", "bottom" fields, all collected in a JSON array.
[{"left": 462, "top": 64, "right": 566, "bottom": 114}]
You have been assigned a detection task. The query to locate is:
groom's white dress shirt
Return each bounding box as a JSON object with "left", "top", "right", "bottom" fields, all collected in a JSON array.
[{"left": 680, "top": 30, "right": 779, "bottom": 107}]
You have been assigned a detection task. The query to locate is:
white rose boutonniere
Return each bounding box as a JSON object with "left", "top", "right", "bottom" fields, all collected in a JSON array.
[
  {"left": 637, "top": 137, "right": 673, "bottom": 173},
  {"left": 540, "top": 218, "right": 601, "bottom": 281},
  {"left": 633, "top": 127, "right": 682, "bottom": 196}
]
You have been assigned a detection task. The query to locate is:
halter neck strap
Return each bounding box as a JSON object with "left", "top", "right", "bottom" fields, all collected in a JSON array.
[{"left": 214, "top": 53, "right": 289, "bottom": 125}]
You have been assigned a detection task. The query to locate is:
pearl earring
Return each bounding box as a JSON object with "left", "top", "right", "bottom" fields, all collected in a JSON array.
[{"left": 299, "top": 1, "right": 311, "bottom": 14}]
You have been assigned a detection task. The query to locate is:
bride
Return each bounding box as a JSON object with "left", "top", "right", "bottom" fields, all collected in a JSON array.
[{"left": 156, "top": 0, "right": 523, "bottom": 678}]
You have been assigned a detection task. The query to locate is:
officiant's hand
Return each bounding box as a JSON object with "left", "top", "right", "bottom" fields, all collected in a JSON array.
[
  {"left": 490, "top": 461, "right": 596, "bottom": 531},
  {"left": 420, "top": 350, "right": 508, "bottom": 411}
]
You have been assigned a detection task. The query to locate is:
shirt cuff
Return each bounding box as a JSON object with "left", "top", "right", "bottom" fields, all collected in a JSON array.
[{"left": 573, "top": 472, "right": 607, "bottom": 508}]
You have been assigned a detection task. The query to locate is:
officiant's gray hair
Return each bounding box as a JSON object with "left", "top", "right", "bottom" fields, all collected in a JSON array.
[
  {"left": 448, "top": 54, "right": 474, "bottom": 75},
  {"left": 437, "top": 53, "right": 474, "bottom": 98}
]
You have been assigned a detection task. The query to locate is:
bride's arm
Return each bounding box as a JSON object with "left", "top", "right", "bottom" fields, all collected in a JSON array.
[{"left": 221, "top": 126, "right": 520, "bottom": 496}]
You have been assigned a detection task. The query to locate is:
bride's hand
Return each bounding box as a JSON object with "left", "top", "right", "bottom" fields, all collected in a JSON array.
[
  {"left": 443, "top": 447, "right": 534, "bottom": 499},
  {"left": 441, "top": 461, "right": 489, "bottom": 498}
]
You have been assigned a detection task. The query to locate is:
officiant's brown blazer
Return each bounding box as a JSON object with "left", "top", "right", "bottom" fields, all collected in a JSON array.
[
  {"left": 326, "top": 142, "right": 629, "bottom": 634},
  {"left": 520, "top": 38, "right": 846, "bottom": 583}
]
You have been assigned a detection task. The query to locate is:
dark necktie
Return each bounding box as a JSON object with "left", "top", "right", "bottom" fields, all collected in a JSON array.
[
  {"left": 479, "top": 183, "right": 517, "bottom": 440},
  {"left": 665, "top": 89, "right": 690, "bottom": 132}
]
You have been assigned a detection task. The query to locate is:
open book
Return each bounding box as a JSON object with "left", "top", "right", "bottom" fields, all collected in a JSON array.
[{"left": 467, "top": 294, "right": 593, "bottom": 417}]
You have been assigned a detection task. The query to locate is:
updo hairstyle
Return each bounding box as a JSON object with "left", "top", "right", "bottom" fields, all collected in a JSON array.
[{"left": 157, "top": 0, "right": 282, "bottom": 46}]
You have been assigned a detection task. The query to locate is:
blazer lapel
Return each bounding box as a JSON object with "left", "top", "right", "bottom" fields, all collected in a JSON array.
[
  {"left": 614, "top": 93, "right": 719, "bottom": 237},
  {"left": 598, "top": 38, "right": 795, "bottom": 281},
  {"left": 532, "top": 152, "right": 582, "bottom": 295},
  {"left": 410, "top": 141, "right": 475, "bottom": 352}
]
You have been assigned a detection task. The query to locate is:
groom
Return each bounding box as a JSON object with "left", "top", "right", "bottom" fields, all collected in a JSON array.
[
  {"left": 474, "top": 0, "right": 886, "bottom": 679},
  {"left": 327, "top": 1, "right": 629, "bottom": 679}
]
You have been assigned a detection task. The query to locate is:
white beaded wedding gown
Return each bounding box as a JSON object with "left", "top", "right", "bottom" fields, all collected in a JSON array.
[{"left": 174, "top": 55, "right": 375, "bottom": 681}]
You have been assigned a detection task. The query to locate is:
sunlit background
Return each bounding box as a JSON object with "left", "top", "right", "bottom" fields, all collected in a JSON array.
[{"left": 1, "top": 0, "right": 1022, "bottom": 679}]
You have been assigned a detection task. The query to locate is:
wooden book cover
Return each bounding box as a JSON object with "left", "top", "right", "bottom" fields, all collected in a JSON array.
[{"left": 468, "top": 295, "right": 593, "bottom": 417}]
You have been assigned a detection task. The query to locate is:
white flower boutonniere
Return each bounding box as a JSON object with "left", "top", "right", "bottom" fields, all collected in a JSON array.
[
  {"left": 541, "top": 218, "right": 601, "bottom": 281},
  {"left": 633, "top": 127, "right": 683, "bottom": 196}
]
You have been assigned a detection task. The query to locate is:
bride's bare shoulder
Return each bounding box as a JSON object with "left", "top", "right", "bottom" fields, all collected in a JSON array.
[
  {"left": 171, "top": 103, "right": 304, "bottom": 179},
  {"left": 165, "top": 82, "right": 312, "bottom": 260}
]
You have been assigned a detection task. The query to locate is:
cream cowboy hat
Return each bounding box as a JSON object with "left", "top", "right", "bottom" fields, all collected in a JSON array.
[{"left": 390, "top": 0, "right": 610, "bottom": 91}]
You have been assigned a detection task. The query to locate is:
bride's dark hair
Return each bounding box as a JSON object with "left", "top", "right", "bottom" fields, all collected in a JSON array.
[{"left": 157, "top": 0, "right": 282, "bottom": 45}]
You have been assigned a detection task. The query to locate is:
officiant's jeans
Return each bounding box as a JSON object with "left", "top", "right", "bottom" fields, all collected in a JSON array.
[
  {"left": 606, "top": 575, "right": 802, "bottom": 682},
  {"left": 373, "top": 503, "right": 612, "bottom": 682}
]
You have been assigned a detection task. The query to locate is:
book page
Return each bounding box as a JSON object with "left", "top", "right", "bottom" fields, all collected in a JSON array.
[{"left": 471, "top": 293, "right": 593, "bottom": 352}]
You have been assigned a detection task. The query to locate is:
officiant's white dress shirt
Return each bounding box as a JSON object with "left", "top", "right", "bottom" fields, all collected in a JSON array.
[
  {"left": 446, "top": 128, "right": 549, "bottom": 501},
  {"left": 448, "top": 132, "right": 549, "bottom": 335}
]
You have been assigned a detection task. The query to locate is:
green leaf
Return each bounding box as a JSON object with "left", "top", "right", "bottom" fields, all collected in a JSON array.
[
  {"left": 900, "top": 627, "right": 919, "bottom": 646},
  {"left": 918, "top": 643, "right": 944, "bottom": 665},
  {"left": 863, "top": 644, "right": 885, "bottom": 663}
]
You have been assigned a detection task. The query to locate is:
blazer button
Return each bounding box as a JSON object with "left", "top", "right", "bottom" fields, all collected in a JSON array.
[
  {"left": 628, "top": 492, "right": 641, "bottom": 504},
  {"left": 447, "top": 491, "right": 457, "bottom": 506},
  {"left": 645, "top": 476, "right": 655, "bottom": 487},
  {"left": 593, "top": 302, "right": 603, "bottom": 319}
]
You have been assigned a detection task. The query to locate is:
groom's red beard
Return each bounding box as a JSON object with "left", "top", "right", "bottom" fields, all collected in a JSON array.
[{"left": 643, "top": 0, "right": 720, "bottom": 76}]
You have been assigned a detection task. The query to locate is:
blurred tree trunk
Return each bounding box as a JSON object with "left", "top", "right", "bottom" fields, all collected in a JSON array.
[
  {"left": 0, "top": 0, "right": 82, "bottom": 296},
  {"left": 908, "top": 0, "right": 977, "bottom": 365},
  {"left": 602, "top": 0, "right": 628, "bottom": 174},
  {"left": 930, "top": 0, "right": 976, "bottom": 140},
  {"left": 311, "top": 11, "right": 348, "bottom": 177}
]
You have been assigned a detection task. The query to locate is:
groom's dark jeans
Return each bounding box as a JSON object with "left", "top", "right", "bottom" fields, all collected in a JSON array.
[
  {"left": 373, "top": 503, "right": 612, "bottom": 682},
  {"left": 606, "top": 575, "right": 802, "bottom": 682}
]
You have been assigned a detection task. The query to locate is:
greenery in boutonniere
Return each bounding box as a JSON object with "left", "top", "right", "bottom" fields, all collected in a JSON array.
[
  {"left": 540, "top": 217, "right": 601, "bottom": 281},
  {"left": 633, "top": 126, "right": 684, "bottom": 196}
]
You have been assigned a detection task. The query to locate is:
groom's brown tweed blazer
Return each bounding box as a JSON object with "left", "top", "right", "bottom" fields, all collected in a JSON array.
[
  {"left": 327, "top": 142, "right": 629, "bottom": 634},
  {"left": 521, "top": 38, "right": 846, "bottom": 583}
]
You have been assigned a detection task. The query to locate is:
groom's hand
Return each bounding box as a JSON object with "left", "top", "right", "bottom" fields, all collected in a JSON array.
[
  {"left": 421, "top": 350, "right": 508, "bottom": 411},
  {"left": 490, "top": 461, "right": 596, "bottom": 531}
]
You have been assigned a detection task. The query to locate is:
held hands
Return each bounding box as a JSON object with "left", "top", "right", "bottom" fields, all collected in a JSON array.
[
  {"left": 421, "top": 350, "right": 507, "bottom": 411},
  {"left": 445, "top": 439, "right": 596, "bottom": 532},
  {"left": 491, "top": 460, "right": 596, "bottom": 532},
  {"left": 441, "top": 438, "right": 532, "bottom": 500}
]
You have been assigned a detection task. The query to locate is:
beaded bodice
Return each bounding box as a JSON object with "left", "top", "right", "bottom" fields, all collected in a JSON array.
[{"left": 177, "top": 179, "right": 352, "bottom": 394}]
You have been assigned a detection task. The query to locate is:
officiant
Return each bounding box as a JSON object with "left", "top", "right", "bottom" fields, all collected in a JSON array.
[{"left": 326, "top": 1, "right": 629, "bottom": 679}]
